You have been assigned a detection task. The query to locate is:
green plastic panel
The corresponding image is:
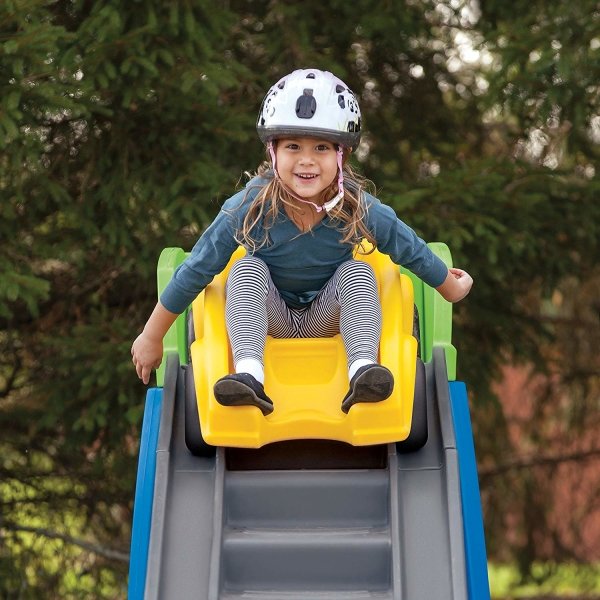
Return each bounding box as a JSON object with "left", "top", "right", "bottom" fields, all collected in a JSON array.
[
  {"left": 156, "top": 247, "right": 189, "bottom": 387},
  {"left": 402, "top": 242, "right": 457, "bottom": 381}
]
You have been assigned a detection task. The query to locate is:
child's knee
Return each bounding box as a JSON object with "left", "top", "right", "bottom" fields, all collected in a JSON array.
[
  {"left": 229, "top": 256, "right": 269, "bottom": 281},
  {"left": 226, "top": 257, "right": 271, "bottom": 300},
  {"left": 336, "top": 259, "right": 376, "bottom": 284}
]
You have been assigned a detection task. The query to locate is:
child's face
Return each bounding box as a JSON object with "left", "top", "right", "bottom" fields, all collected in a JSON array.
[{"left": 275, "top": 137, "right": 338, "bottom": 204}]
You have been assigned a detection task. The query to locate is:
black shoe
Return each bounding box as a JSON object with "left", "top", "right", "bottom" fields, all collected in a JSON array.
[
  {"left": 214, "top": 373, "right": 274, "bottom": 416},
  {"left": 341, "top": 364, "right": 394, "bottom": 414}
]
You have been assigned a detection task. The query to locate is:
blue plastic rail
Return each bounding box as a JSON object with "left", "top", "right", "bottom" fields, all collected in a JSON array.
[
  {"left": 128, "top": 388, "right": 163, "bottom": 599},
  {"left": 449, "top": 381, "right": 491, "bottom": 600}
]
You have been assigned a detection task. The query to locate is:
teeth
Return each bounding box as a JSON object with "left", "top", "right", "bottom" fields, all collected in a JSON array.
[{"left": 297, "top": 174, "right": 317, "bottom": 179}]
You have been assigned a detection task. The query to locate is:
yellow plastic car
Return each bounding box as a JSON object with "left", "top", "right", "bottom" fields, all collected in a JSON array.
[{"left": 184, "top": 245, "right": 427, "bottom": 454}]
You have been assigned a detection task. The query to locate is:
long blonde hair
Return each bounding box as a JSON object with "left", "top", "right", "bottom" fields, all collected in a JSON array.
[{"left": 235, "top": 145, "right": 377, "bottom": 254}]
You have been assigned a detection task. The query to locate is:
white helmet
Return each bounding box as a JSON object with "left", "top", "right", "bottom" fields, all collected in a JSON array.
[{"left": 257, "top": 68, "right": 362, "bottom": 149}]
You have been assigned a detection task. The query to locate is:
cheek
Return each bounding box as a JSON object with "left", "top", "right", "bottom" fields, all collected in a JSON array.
[
  {"left": 274, "top": 153, "right": 290, "bottom": 171},
  {"left": 325, "top": 159, "right": 339, "bottom": 181}
]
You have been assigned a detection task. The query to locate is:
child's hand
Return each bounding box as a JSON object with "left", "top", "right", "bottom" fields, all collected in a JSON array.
[
  {"left": 131, "top": 332, "right": 163, "bottom": 385},
  {"left": 436, "top": 267, "right": 473, "bottom": 303}
]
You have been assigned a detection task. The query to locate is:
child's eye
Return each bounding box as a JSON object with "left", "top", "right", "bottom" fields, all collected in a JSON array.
[
  {"left": 316, "top": 144, "right": 332, "bottom": 152},
  {"left": 285, "top": 143, "right": 300, "bottom": 150}
]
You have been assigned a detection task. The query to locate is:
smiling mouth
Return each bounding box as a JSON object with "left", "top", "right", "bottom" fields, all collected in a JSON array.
[{"left": 295, "top": 173, "right": 319, "bottom": 180}]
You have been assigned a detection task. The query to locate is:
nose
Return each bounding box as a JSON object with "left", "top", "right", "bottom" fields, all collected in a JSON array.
[{"left": 298, "top": 149, "right": 315, "bottom": 164}]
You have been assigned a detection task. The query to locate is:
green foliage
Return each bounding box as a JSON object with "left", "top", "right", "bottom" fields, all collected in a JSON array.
[
  {"left": 480, "top": 0, "right": 600, "bottom": 152},
  {"left": 489, "top": 562, "right": 600, "bottom": 598},
  {"left": 1, "top": 446, "right": 126, "bottom": 598},
  {"left": 384, "top": 159, "right": 600, "bottom": 390},
  {"left": 1, "top": 0, "right": 251, "bottom": 593},
  {"left": 1, "top": 0, "right": 598, "bottom": 595}
]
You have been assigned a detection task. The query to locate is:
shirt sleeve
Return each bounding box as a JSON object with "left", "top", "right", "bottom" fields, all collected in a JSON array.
[
  {"left": 159, "top": 191, "right": 245, "bottom": 314},
  {"left": 365, "top": 195, "right": 448, "bottom": 288}
]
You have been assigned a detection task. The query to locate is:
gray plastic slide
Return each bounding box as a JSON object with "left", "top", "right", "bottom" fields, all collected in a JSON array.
[{"left": 143, "top": 349, "right": 468, "bottom": 599}]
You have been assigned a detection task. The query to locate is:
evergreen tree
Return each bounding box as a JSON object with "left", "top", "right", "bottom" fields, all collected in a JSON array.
[{"left": 1, "top": 0, "right": 598, "bottom": 595}]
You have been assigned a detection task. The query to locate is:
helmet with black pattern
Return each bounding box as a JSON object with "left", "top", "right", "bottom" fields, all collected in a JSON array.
[{"left": 257, "top": 68, "right": 362, "bottom": 149}]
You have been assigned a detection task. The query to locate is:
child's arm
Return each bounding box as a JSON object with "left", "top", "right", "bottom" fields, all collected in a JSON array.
[
  {"left": 435, "top": 267, "right": 473, "bottom": 303},
  {"left": 131, "top": 301, "right": 179, "bottom": 384}
]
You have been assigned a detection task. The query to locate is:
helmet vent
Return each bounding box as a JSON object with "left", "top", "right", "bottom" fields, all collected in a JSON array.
[
  {"left": 277, "top": 81, "right": 285, "bottom": 89},
  {"left": 338, "top": 95, "right": 345, "bottom": 108},
  {"left": 336, "top": 84, "right": 345, "bottom": 93},
  {"left": 296, "top": 91, "right": 317, "bottom": 119},
  {"left": 306, "top": 73, "right": 316, "bottom": 79}
]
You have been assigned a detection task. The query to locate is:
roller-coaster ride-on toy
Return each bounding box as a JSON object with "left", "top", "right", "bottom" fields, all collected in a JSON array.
[{"left": 128, "top": 242, "right": 490, "bottom": 600}]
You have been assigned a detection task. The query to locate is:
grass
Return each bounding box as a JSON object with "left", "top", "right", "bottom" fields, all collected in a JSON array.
[{"left": 489, "top": 562, "right": 600, "bottom": 599}]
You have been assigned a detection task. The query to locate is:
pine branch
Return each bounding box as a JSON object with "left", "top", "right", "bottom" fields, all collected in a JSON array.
[
  {"left": 0, "top": 518, "right": 129, "bottom": 563},
  {"left": 479, "top": 448, "right": 600, "bottom": 480}
]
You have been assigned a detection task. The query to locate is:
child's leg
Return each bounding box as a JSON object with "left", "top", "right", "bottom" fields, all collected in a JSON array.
[
  {"left": 301, "top": 259, "right": 381, "bottom": 369},
  {"left": 335, "top": 260, "right": 381, "bottom": 373},
  {"left": 300, "top": 260, "right": 392, "bottom": 412},
  {"left": 217, "top": 256, "right": 296, "bottom": 414},
  {"left": 333, "top": 260, "right": 393, "bottom": 412},
  {"left": 225, "top": 256, "right": 268, "bottom": 382},
  {"left": 225, "top": 256, "right": 295, "bottom": 378}
]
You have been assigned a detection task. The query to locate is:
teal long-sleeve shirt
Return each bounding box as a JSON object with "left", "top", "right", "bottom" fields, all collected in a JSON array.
[{"left": 160, "top": 177, "right": 448, "bottom": 313}]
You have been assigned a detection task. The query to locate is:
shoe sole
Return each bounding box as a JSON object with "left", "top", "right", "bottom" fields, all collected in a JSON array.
[
  {"left": 341, "top": 366, "right": 394, "bottom": 414},
  {"left": 214, "top": 379, "right": 274, "bottom": 416}
]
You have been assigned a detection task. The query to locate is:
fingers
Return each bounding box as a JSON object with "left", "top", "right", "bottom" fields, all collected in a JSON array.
[
  {"left": 142, "top": 365, "right": 152, "bottom": 385},
  {"left": 131, "top": 348, "right": 148, "bottom": 384},
  {"left": 133, "top": 356, "right": 150, "bottom": 384},
  {"left": 132, "top": 352, "right": 162, "bottom": 385},
  {"left": 133, "top": 359, "right": 151, "bottom": 385},
  {"left": 450, "top": 268, "right": 473, "bottom": 290},
  {"left": 133, "top": 357, "right": 143, "bottom": 381},
  {"left": 142, "top": 360, "right": 162, "bottom": 385}
]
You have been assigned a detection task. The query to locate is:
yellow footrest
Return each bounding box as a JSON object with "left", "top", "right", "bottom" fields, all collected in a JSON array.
[{"left": 190, "top": 245, "right": 418, "bottom": 448}]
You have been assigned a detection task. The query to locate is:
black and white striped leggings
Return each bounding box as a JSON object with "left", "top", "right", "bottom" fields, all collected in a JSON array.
[{"left": 225, "top": 256, "right": 382, "bottom": 367}]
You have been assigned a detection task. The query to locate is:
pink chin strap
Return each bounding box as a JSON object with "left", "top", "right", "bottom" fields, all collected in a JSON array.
[{"left": 267, "top": 141, "right": 345, "bottom": 213}]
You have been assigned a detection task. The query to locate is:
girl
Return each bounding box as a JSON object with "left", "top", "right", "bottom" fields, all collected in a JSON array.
[{"left": 132, "top": 68, "right": 473, "bottom": 415}]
